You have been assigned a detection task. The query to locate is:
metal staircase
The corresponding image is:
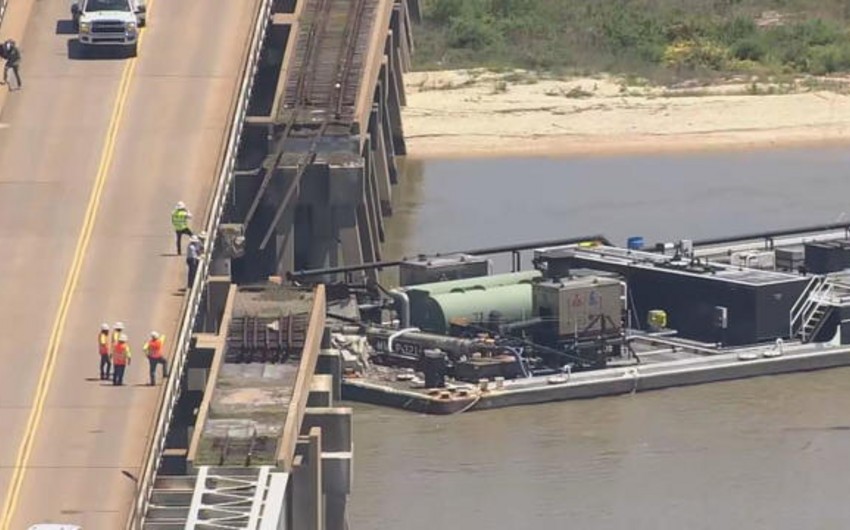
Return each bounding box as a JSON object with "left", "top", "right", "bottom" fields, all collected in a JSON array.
[
  {"left": 144, "top": 466, "right": 289, "bottom": 529},
  {"left": 790, "top": 276, "right": 839, "bottom": 342}
]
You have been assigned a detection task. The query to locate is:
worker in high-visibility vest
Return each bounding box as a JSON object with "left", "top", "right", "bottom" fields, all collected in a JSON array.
[
  {"left": 111, "top": 334, "right": 132, "bottom": 386},
  {"left": 143, "top": 331, "right": 168, "bottom": 386},
  {"left": 98, "top": 323, "right": 111, "bottom": 381},
  {"left": 111, "top": 321, "right": 124, "bottom": 352},
  {"left": 185, "top": 236, "right": 201, "bottom": 289},
  {"left": 171, "top": 201, "right": 193, "bottom": 256}
]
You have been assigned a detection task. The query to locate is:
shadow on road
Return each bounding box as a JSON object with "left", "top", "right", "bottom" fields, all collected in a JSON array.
[
  {"left": 55, "top": 20, "right": 77, "bottom": 35},
  {"left": 66, "top": 39, "right": 133, "bottom": 61}
]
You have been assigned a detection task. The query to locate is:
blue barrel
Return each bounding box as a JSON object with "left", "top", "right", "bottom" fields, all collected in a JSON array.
[{"left": 627, "top": 236, "right": 644, "bottom": 250}]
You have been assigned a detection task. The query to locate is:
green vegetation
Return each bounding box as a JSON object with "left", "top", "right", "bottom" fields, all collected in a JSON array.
[{"left": 414, "top": 0, "right": 850, "bottom": 78}]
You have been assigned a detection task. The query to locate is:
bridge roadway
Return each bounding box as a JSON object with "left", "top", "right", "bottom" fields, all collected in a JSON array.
[{"left": 0, "top": 0, "right": 259, "bottom": 527}]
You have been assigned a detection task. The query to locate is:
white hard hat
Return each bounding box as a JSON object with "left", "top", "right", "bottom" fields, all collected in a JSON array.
[
  {"left": 176, "top": 201, "right": 186, "bottom": 210},
  {"left": 119, "top": 334, "right": 128, "bottom": 342},
  {"left": 150, "top": 331, "right": 160, "bottom": 339},
  {"left": 199, "top": 231, "right": 208, "bottom": 239},
  {"left": 190, "top": 235, "right": 200, "bottom": 243},
  {"left": 114, "top": 321, "right": 124, "bottom": 329},
  {"left": 101, "top": 323, "right": 110, "bottom": 331}
]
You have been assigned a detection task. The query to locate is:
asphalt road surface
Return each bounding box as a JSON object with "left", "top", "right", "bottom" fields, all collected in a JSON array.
[{"left": 0, "top": 0, "right": 258, "bottom": 526}]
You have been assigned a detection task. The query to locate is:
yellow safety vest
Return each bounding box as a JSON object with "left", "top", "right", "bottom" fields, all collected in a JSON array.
[{"left": 172, "top": 209, "right": 190, "bottom": 231}]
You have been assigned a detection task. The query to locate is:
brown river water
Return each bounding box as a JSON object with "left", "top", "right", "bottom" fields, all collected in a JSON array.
[{"left": 348, "top": 150, "right": 850, "bottom": 530}]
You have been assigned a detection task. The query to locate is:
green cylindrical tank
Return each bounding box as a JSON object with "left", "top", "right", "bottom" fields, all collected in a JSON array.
[
  {"left": 413, "top": 284, "right": 534, "bottom": 334},
  {"left": 405, "top": 271, "right": 541, "bottom": 333},
  {"left": 407, "top": 270, "right": 541, "bottom": 297}
]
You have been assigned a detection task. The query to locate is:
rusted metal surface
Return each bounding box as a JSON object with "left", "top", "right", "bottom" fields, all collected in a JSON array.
[
  {"left": 226, "top": 314, "right": 309, "bottom": 362},
  {"left": 281, "top": 0, "right": 376, "bottom": 123},
  {"left": 248, "top": 0, "right": 374, "bottom": 248}
]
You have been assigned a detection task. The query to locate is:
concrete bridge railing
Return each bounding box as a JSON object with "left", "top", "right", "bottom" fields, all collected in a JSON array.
[{"left": 126, "top": 0, "right": 274, "bottom": 525}]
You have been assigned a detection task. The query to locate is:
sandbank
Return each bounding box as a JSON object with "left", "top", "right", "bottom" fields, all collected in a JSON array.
[{"left": 401, "top": 69, "right": 850, "bottom": 159}]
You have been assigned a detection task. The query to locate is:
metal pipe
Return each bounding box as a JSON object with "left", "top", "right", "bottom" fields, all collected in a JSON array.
[
  {"left": 288, "top": 234, "right": 612, "bottom": 280},
  {"left": 388, "top": 288, "right": 410, "bottom": 328},
  {"left": 364, "top": 326, "right": 483, "bottom": 357},
  {"left": 499, "top": 316, "right": 544, "bottom": 333},
  {"left": 690, "top": 222, "right": 850, "bottom": 248}
]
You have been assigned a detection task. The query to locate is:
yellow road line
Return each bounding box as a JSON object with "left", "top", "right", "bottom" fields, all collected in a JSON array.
[{"left": 0, "top": 7, "right": 155, "bottom": 527}]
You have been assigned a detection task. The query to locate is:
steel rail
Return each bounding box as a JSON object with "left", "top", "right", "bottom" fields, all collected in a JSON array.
[
  {"left": 126, "top": 0, "right": 274, "bottom": 526},
  {"left": 258, "top": 0, "right": 369, "bottom": 251},
  {"left": 297, "top": 0, "right": 334, "bottom": 105},
  {"left": 242, "top": 0, "right": 334, "bottom": 228},
  {"left": 333, "top": 0, "right": 368, "bottom": 118}
]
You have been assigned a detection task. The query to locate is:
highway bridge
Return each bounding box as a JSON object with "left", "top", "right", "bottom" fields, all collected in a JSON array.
[{"left": 0, "top": 0, "right": 417, "bottom": 527}]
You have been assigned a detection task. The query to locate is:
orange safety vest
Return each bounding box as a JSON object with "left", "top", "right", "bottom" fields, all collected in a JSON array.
[
  {"left": 111, "top": 330, "right": 122, "bottom": 352},
  {"left": 113, "top": 343, "right": 130, "bottom": 366},
  {"left": 98, "top": 331, "right": 109, "bottom": 355},
  {"left": 145, "top": 338, "right": 164, "bottom": 359}
]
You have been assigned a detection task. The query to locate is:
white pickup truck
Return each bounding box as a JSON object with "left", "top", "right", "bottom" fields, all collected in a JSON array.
[{"left": 71, "top": 0, "right": 146, "bottom": 57}]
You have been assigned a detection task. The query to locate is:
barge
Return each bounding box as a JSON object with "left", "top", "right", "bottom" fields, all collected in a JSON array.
[{"left": 295, "top": 223, "right": 850, "bottom": 414}]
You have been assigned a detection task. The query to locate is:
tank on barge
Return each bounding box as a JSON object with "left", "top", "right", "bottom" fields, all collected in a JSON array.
[{"left": 296, "top": 224, "right": 850, "bottom": 413}]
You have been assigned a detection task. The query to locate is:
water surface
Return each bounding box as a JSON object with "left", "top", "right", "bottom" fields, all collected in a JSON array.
[{"left": 351, "top": 149, "right": 850, "bottom": 530}]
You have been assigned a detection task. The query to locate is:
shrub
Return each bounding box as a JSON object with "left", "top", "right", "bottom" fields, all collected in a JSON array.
[
  {"left": 732, "top": 37, "right": 766, "bottom": 61},
  {"left": 448, "top": 14, "right": 500, "bottom": 49},
  {"left": 807, "top": 43, "right": 850, "bottom": 74},
  {"left": 716, "top": 16, "right": 757, "bottom": 44},
  {"left": 426, "top": 0, "right": 465, "bottom": 24},
  {"left": 414, "top": 0, "right": 850, "bottom": 78},
  {"left": 663, "top": 40, "right": 730, "bottom": 70}
]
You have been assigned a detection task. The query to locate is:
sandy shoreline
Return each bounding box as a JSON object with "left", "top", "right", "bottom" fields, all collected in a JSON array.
[{"left": 401, "top": 69, "right": 850, "bottom": 158}]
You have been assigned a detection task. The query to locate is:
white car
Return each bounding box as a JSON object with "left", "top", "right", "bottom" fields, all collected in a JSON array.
[{"left": 71, "top": 0, "right": 146, "bottom": 57}]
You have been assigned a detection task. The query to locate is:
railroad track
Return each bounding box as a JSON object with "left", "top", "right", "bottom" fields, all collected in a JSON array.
[
  {"left": 246, "top": 0, "right": 374, "bottom": 249},
  {"left": 226, "top": 314, "right": 309, "bottom": 363},
  {"left": 286, "top": 0, "right": 371, "bottom": 115}
]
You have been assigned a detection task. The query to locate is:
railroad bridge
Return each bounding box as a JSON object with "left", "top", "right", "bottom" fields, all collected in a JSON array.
[
  {"left": 225, "top": 0, "right": 419, "bottom": 283},
  {"left": 137, "top": 0, "right": 419, "bottom": 527},
  {"left": 0, "top": 0, "right": 417, "bottom": 527}
]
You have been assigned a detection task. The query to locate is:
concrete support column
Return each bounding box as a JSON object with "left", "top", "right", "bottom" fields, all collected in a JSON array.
[
  {"left": 333, "top": 205, "right": 364, "bottom": 279},
  {"left": 353, "top": 153, "right": 378, "bottom": 268},
  {"left": 301, "top": 408, "right": 352, "bottom": 452},
  {"left": 325, "top": 493, "right": 347, "bottom": 530},
  {"left": 363, "top": 142, "right": 385, "bottom": 248},
  {"left": 307, "top": 204, "right": 337, "bottom": 272},
  {"left": 370, "top": 107, "right": 393, "bottom": 216},
  {"left": 200, "top": 276, "right": 231, "bottom": 333},
  {"left": 308, "top": 374, "right": 334, "bottom": 408},
  {"left": 274, "top": 167, "right": 298, "bottom": 278},
  {"left": 385, "top": 45, "right": 407, "bottom": 155},
  {"left": 292, "top": 428, "right": 324, "bottom": 530},
  {"left": 406, "top": 0, "right": 422, "bottom": 24},
  {"left": 317, "top": 349, "right": 342, "bottom": 402},
  {"left": 391, "top": 7, "right": 412, "bottom": 78},
  {"left": 356, "top": 201, "right": 378, "bottom": 276},
  {"left": 302, "top": 408, "right": 353, "bottom": 530},
  {"left": 377, "top": 72, "right": 399, "bottom": 185}
]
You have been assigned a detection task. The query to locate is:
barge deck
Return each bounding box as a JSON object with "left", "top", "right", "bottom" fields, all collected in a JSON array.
[
  {"left": 340, "top": 335, "right": 850, "bottom": 414},
  {"left": 313, "top": 223, "right": 850, "bottom": 414}
]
